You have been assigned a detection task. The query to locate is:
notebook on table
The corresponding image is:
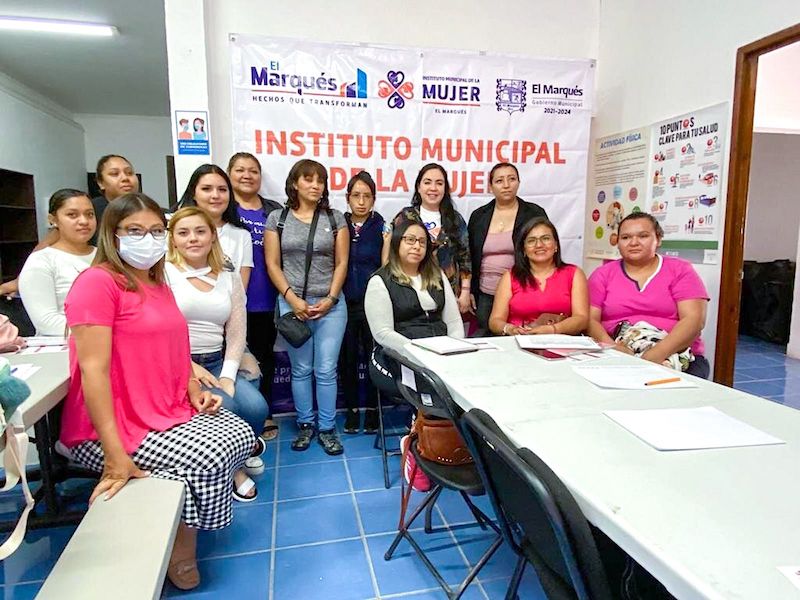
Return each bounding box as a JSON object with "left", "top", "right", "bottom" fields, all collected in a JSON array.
[{"left": 409, "top": 336, "right": 480, "bottom": 355}]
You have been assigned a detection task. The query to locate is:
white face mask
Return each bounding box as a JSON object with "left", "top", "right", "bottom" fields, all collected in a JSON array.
[{"left": 116, "top": 233, "right": 166, "bottom": 270}]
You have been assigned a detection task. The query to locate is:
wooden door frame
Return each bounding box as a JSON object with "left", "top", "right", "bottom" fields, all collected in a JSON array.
[{"left": 714, "top": 22, "right": 800, "bottom": 386}]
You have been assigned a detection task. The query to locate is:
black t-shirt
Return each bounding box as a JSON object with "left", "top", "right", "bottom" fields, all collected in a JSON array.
[{"left": 90, "top": 196, "right": 109, "bottom": 246}]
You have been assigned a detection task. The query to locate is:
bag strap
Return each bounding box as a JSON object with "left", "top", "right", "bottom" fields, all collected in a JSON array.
[
  {"left": 0, "top": 414, "right": 34, "bottom": 559},
  {"left": 299, "top": 210, "right": 322, "bottom": 300}
]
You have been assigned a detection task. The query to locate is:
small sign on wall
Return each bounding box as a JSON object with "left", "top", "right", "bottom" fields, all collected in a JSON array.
[{"left": 175, "top": 110, "right": 210, "bottom": 155}]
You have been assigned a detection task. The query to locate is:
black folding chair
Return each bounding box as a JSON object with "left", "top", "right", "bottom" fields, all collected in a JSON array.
[
  {"left": 381, "top": 348, "right": 502, "bottom": 600},
  {"left": 372, "top": 390, "right": 407, "bottom": 488},
  {"left": 461, "top": 409, "right": 614, "bottom": 600}
]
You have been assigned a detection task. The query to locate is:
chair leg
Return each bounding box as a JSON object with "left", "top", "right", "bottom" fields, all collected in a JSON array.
[
  {"left": 504, "top": 554, "right": 526, "bottom": 600},
  {"left": 461, "top": 492, "right": 489, "bottom": 531},
  {"left": 376, "top": 393, "right": 391, "bottom": 489},
  {"left": 424, "top": 486, "right": 443, "bottom": 533},
  {"left": 452, "top": 533, "right": 504, "bottom": 600},
  {"left": 384, "top": 486, "right": 440, "bottom": 560}
]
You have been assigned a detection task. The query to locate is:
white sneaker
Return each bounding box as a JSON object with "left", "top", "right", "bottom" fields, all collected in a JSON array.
[{"left": 245, "top": 456, "right": 265, "bottom": 476}]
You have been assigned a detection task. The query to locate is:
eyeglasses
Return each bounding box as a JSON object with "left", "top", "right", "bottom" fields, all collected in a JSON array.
[
  {"left": 116, "top": 226, "right": 167, "bottom": 241},
  {"left": 349, "top": 193, "right": 374, "bottom": 201},
  {"left": 524, "top": 235, "right": 554, "bottom": 247},
  {"left": 401, "top": 235, "right": 427, "bottom": 247}
]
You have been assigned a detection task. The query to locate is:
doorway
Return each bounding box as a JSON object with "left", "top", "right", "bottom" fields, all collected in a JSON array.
[{"left": 714, "top": 22, "right": 800, "bottom": 386}]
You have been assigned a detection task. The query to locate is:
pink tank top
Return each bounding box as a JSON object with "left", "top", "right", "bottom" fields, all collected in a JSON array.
[
  {"left": 508, "top": 264, "right": 577, "bottom": 326},
  {"left": 480, "top": 231, "right": 515, "bottom": 294}
]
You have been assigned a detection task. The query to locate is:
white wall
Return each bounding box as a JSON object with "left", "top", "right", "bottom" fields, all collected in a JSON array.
[
  {"left": 593, "top": 0, "right": 800, "bottom": 367},
  {"left": 744, "top": 133, "right": 800, "bottom": 262},
  {"left": 754, "top": 40, "right": 800, "bottom": 134},
  {"left": 74, "top": 114, "right": 173, "bottom": 207},
  {"left": 0, "top": 72, "right": 86, "bottom": 239},
  {"left": 202, "top": 0, "right": 600, "bottom": 174}
]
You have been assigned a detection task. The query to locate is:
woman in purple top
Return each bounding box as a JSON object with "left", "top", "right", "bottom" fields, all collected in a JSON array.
[
  {"left": 587, "top": 212, "right": 710, "bottom": 378},
  {"left": 228, "top": 153, "right": 282, "bottom": 440}
]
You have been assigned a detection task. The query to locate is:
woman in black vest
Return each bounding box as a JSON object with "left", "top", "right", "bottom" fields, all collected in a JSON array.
[{"left": 365, "top": 216, "right": 463, "bottom": 395}]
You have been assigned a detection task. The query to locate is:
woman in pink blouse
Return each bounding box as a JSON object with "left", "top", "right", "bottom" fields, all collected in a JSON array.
[
  {"left": 587, "top": 212, "right": 710, "bottom": 378},
  {"left": 489, "top": 217, "right": 589, "bottom": 336},
  {"left": 61, "top": 193, "right": 254, "bottom": 590}
]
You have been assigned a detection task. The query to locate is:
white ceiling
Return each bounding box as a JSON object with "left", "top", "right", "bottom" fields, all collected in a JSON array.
[{"left": 0, "top": 0, "right": 169, "bottom": 116}]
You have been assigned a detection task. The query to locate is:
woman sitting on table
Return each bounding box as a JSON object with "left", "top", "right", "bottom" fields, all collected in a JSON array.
[
  {"left": 366, "top": 216, "right": 464, "bottom": 395},
  {"left": 19, "top": 189, "right": 97, "bottom": 336},
  {"left": 587, "top": 212, "right": 710, "bottom": 378},
  {"left": 488, "top": 217, "right": 588, "bottom": 336},
  {"left": 60, "top": 193, "right": 254, "bottom": 591},
  {"left": 166, "top": 206, "right": 268, "bottom": 503}
]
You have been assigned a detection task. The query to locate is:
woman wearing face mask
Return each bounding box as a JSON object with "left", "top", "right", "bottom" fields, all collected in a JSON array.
[
  {"left": 18, "top": 189, "right": 97, "bottom": 336},
  {"left": 61, "top": 193, "right": 254, "bottom": 591},
  {"left": 264, "top": 160, "right": 349, "bottom": 455},
  {"left": 173, "top": 164, "right": 253, "bottom": 289},
  {"left": 339, "top": 172, "right": 384, "bottom": 434},
  {"left": 383, "top": 163, "right": 472, "bottom": 315},
  {"left": 468, "top": 162, "right": 548, "bottom": 335},
  {"left": 227, "top": 152, "right": 282, "bottom": 441},
  {"left": 166, "top": 207, "right": 269, "bottom": 502}
]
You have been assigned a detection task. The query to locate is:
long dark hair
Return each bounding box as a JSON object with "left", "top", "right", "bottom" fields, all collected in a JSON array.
[
  {"left": 285, "top": 159, "right": 330, "bottom": 210},
  {"left": 173, "top": 164, "right": 244, "bottom": 228},
  {"left": 512, "top": 217, "right": 566, "bottom": 288},
  {"left": 411, "top": 163, "right": 459, "bottom": 240}
]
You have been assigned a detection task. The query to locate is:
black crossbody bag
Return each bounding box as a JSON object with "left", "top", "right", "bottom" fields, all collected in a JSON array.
[{"left": 274, "top": 208, "right": 336, "bottom": 347}]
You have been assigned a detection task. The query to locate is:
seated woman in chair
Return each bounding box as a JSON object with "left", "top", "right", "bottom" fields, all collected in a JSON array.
[
  {"left": 488, "top": 217, "right": 588, "bottom": 336},
  {"left": 365, "top": 215, "right": 464, "bottom": 393},
  {"left": 587, "top": 212, "right": 710, "bottom": 378},
  {"left": 18, "top": 189, "right": 97, "bottom": 336},
  {"left": 61, "top": 193, "right": 255, "bottom": 591}
]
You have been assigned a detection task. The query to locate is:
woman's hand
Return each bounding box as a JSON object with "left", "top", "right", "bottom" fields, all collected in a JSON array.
[
  {"left": 527, "top": 325, "right": 556, "bottom": 335},
  {"left": 192, "top": 362, "right": 219, "bottom": 388},
  {"left": 218, "top": 377, "right": 235, "bottom": 397},
  {"left": 503, "top": 324, "right": 531, "bottom": 336},
  {"left": 89, "top": 451, "right": 149, "bottom": 504},
  {"left": 613, "top": 342, "right": 635, "bottom": 356},
  {"left": 190, "top": 390, "right": 223, "bottom": 415},
  {"left": 457, "top": 289, "right": 473, "bottom": 314},
  {"left": 289, "top": 297, "right": 312, "bottom": 321},
  {"left": 308, "top": 297, "right": 334, "bottom": 320}
]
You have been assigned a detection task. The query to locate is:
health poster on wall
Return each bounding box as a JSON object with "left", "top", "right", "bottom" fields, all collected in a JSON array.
[
  {"left": 648, "top": 102, "right": 727, "bottom": 264},
  {"left": 585, "top": 127, "right": 650, "bottom": 259}
]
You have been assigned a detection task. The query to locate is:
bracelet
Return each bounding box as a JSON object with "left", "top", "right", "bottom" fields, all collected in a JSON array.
[
  {"left": 551, "top": 324, "right": 557, "bottom": 334},
  {"left": 282, "top": 286, "right": 292, "bottom": 298},
  {"left": 502, "top": 324, "right": 511, "bottom": 335},
  {"left": 324, "top": 294, "right": 339, "bottom": 305}
]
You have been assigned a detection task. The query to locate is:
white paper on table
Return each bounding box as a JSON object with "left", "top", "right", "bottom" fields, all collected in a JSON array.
[
  {"left": 572, "top": 364, "right": 698, "bottom": 389},
  {"left": 410, "top": 336, "right": 479, "bottom": 355},
  {"left": 18, "top": 345, "right": 68, "bottom": 355},
  {"left": 9, "top": 364, "right": 41, "bottom": 381},
  {"left": 604, "top": 406, "right": 785, "bottom": 451},
  {"left": 24, "top": 336, "right": 67, "bottom": 347},
  {"left": 777, "top": 566, "right": 800, "bottom": 591},
  {"left": 516, "top": 335, "right": 601, "bottom": 350}
]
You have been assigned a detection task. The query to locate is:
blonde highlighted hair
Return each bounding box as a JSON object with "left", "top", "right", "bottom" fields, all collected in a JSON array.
[
  {"left": 386, "top": 219, "right": 442, "bottom": 290},
  {"left": 93, "top": 192, "right": 167, "bottom": 291},
  {"left": 167, "top": 206, "right": 226, "bottom": 274}
]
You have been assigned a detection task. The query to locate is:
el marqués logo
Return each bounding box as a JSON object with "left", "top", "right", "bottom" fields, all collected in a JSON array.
[
  {"left": 530, "top": 81, "right": 585, "bottom": 109},
  {"left": 249, "top": 60, "right": 368, "bottom": 108},
  {"left": 422, "top": 75, "right": 480, "bottom": 115}
]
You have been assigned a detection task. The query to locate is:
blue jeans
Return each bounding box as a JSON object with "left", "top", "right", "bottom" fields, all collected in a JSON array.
[
  {"left": 277, "top": 295, "right": 347, "bottom": 431},
  {"left": 191, "top": 350, "right": 269, "bottom": 436}
]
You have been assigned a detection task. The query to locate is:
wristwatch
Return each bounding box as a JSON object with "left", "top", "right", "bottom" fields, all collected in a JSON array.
[{"left": 325, "top": 294, "right": 339, "bottom": 305}]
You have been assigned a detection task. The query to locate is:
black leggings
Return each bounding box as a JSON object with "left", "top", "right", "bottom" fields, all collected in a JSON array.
[
  {"left": 246, "top": 310, "right": 277, "bottom": 416},
  {"left": 339, "top": 301, "right": 379, "bottom": 409}
]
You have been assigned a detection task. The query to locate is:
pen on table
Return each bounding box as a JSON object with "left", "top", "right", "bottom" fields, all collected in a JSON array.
[{"left": 644, "top": 376, "right": 681, "bottom": 386}]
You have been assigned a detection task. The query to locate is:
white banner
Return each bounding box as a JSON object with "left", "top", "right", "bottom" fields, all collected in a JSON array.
[{"left": 229, "top": 34, "right": 594, "bottom": 263}]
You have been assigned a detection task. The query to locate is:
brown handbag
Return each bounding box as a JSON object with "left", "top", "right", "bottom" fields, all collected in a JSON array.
[{"left": 414, "top": 412, "right": 473, "bottom": 466}]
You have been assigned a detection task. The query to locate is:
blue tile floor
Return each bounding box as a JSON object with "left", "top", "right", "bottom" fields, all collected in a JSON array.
[
  {"left": 0, "top": 408, "right": 545, "bottom": 599},
  {"left": 3, "top": 335, "right": 797, "bottom": 599}
]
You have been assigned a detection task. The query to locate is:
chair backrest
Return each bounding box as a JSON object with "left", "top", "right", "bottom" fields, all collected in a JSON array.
[
  {"left": 461, "top": 409, "right": 612, "bottom": 600},
  {"left": 381, "top": 347, "right": 461, "bottom": 422}
]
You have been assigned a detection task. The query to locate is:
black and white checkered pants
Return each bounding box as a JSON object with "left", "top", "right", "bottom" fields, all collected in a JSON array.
[{"left": 71, "top": 409, "right": 255, "bottom": 530}]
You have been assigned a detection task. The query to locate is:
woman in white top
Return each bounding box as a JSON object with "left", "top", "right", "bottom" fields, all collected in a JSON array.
[
  {"left": 366, "top": 216, "right": 463, "bottom": 394},
  {"left": 166, "top": 206, "right": 268, "bottom": 502},
  {"left": 173, "top": 164, "right": 254, "bottom": 288},
  {"left": 19, "top": 188, "right": 97, "bottom": 336}
]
